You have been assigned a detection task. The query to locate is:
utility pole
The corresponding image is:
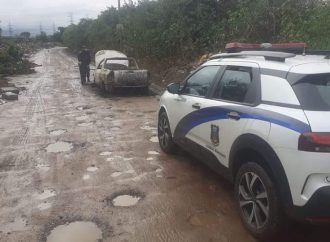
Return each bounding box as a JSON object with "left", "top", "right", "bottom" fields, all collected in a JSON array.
[
  {"left": 118, "top": 0, "right": 121, "bottom": 9},
  {"left": 68, "top": 12, "right": 74, "bottom": 25},
  {"left": 8, "top": 22, "right": 13, "bottom": 37},
  {"left": 53, "top": 23, "right": 56, "bottom": 34},
  {"left": 39, "top": 23, "right": 43, "bottom": 34}
]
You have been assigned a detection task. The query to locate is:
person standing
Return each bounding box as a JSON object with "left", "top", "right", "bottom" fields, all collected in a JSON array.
[{"left": 78, "top": 46, "right": 91, "bottom": 84}]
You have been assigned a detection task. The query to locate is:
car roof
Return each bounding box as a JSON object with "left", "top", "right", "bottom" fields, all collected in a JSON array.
[{"left": 205, "top": 53, "right": 330, "bottom": 75}]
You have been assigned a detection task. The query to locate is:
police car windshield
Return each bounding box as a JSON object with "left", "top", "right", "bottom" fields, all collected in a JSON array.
[{"left": 292, "top": 73, "right": 330, "bottom": 111}]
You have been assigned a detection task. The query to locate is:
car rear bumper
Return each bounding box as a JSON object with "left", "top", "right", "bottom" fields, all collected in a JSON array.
[{"left": 290, "top": 186, "right": 330, "bottom": 220}]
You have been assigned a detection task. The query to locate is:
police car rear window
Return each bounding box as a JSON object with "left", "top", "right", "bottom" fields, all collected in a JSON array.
[{"left": 292, "top": 73, "right": 330, "bottom": 111}]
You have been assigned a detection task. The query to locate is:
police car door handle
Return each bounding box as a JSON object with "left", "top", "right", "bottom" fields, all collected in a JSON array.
[
  {"left": 227, "top": 112, "right": 240, "bottom": 120},
  {"left": 192, "top": 103, "right": 201, "bottom": 109}
]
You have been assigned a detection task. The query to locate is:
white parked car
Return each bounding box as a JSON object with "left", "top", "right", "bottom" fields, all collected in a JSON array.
[
  {"left": 94, "top": 50, "right": 149, "bottom": 93},
  {"left": 157, "top": 43, "right": 330, "bottom": 239}
]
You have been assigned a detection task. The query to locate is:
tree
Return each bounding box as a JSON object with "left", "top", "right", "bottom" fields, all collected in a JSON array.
[{"left": 20, "top": 32, "right": 31, "bottom": 40}]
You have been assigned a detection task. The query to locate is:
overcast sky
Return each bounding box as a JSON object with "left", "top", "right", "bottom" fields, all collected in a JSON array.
[{"left": 0, "top": 0, "right": 121, "bottom": 35}]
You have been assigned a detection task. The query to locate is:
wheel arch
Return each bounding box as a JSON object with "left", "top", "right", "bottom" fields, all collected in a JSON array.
[{"left": 229, "top": 133, "right": 294, "bottom": 210}]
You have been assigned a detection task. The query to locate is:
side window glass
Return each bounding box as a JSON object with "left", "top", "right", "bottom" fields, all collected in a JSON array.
[
  {"left": 214, "top": 67, "right": 252, "bottom": 103},
  {"left": 97, "top": 59, "right": 104, "bottom": 69},
  {"left": 181, "top": 66, "right": 220, "bottom": 97}
]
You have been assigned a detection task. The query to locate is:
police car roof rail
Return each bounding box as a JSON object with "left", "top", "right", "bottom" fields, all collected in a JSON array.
[{"left": 210, "top": 51, "right": 296, "bottom": 62}]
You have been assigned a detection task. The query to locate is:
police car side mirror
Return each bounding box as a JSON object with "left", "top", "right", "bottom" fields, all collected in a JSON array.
[{"left": 167, "top": 82, "right": 181, "bottom": 94}]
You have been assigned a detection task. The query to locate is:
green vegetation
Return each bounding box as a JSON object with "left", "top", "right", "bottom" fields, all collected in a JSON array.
[
  {"left": 63, "top": 0, "right": 330, "bottom": 60},
  {"left": 0, "top": 39, "right": 35, "bottom": 76}
]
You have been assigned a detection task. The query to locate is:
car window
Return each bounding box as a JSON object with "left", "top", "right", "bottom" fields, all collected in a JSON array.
[
  {"left": 97, "top": 59, "right": 104, "bottom": 69},
  {"left": 214, "top": 67, "right": 252, "bottom": 103},
  {"left": 181, "top": 66, "right": 220, "bottom": 97}
]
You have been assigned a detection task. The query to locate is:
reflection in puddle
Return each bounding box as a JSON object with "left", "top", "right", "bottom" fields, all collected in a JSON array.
[
  {"left": 112, "top": 195, "right": 141, "bottom": 207},
  {"left": 149, "top": 136, "right": 159, "bottom": 143},
  {"left": 49, "top": 129, "right": 66, "bottom": 136},
  {"left": 46, "top": 221, "right": 102, "bottom": 242},
  {"left": 46, "top": 142, "right": 73, "bottom": 153},
  {"left": 36, "top": 163, "right": 50, "bottom": 172}
]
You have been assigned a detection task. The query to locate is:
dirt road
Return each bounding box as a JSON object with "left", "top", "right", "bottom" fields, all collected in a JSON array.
[{"left": 0, "top": 48, "right": 329, "bottom": 242}]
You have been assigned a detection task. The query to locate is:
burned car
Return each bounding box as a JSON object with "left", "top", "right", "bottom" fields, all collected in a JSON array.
[{"left": 94, "top": 50, "right": 149, "bottom": 93}]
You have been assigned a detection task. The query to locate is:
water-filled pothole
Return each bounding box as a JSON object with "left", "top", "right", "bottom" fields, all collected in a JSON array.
[
  {"left": 76, "top": 116, "right": 89, "bottom": 121},
  {"left": 46, "top": 142, "right": 73, "bottom": 153},
  {"left": 87, "top": 165, "right": 98, "bottom": 172},
  {"left": 148, "top": 151, "right": 160, "bottom": 155},
  {"left": 49, "top": 129, "right": 67, "bottom": 136},
  {"left": 46, "top": 221, "right": 102, "bottom": 242},
  {"left": 37, "top": 189, "right": 56, "bottom": 200},
  {"left": 109, "top": 190, "right": 144, "bottom": 207}
]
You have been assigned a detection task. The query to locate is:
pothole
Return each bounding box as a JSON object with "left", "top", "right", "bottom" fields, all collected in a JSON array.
[
  {"left": 149, "top": 136, "right": 159, "bottom": 143},
  {"left": 49, "top": 129, "right": 67, "bottom": 136},
  {"left": 45, "top": 142, "right": 73, "bottom": 153},
  {"left": 108, "top": 190, "right": 144, "bottom": 207},
  {"left": 46, "top": 221, "right": 102, "bottom": 242}
]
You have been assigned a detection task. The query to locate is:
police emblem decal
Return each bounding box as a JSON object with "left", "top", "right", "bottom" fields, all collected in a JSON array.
[{"left": 210, "top": 124, "right": 220, "bottom": 146}]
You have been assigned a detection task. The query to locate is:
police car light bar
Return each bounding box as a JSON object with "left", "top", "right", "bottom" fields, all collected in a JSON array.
[{"left": 225, "top": 42, "right": 308, "bottom": 54}]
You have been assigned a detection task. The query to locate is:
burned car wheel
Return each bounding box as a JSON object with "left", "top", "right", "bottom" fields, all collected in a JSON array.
[{"left": 158, "top": 111, "right": 176, "bottom": 153}]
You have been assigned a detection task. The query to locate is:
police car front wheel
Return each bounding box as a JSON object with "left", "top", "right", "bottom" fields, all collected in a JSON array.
[{"left": 158, "top": 112, "right": 176, "bottom": 153}]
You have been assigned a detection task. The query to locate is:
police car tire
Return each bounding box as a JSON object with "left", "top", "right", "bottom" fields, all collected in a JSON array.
[
  {"left": 235, "top": 162, "right": 286, "bottom": 240},
  {"left": 158, "top": 112, "right": 177, "bottom": 153}
]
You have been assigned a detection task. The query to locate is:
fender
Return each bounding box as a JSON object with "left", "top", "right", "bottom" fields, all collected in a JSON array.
[{"left": 229, "top": 134, "right": 294, "bottom": 210}]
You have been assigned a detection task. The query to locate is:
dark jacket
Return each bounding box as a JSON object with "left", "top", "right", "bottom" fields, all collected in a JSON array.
[{"left": 78, "top": 50, "right": 91, "bottom": 65}]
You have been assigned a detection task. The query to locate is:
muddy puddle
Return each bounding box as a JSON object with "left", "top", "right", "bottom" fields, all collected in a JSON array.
[
  {"left": 49, "top": 129, "right": 66, "bottom": 136},
  {"left": 83, "top": 174, "right": 91, "bottom": 180},
  {"left": 112, "top": 195, "right": 141, "bottom": 207},
  {"left": 46, "top": 221, "right": 102, "bottom": 242},
  {"left": 45, "top": 141, "right": 73, "bottom": 153},
  {"left": 140, "top": 125, "right": 157, "bottom": 131}
]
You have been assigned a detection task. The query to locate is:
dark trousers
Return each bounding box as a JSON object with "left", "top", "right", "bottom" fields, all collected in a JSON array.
[{"left": 79, "top": 64, "right": 90, "bottom": 83}]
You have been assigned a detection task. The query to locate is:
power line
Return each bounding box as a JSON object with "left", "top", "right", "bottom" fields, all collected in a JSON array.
[{"left": 68, "top": 12, "right": 74, "bottom": 25}]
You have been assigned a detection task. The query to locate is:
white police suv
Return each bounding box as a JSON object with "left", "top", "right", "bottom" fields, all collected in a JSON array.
[{"left": 157, "top": 43, "right": 330, "bottom": 239}]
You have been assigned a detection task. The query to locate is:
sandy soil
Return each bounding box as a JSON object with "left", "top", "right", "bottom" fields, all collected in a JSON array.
[{"left": 0, "top": 48, "right": 329, "bottom": 242}]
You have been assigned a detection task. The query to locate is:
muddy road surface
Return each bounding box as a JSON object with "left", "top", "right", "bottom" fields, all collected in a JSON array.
[{"left": 0, "top": 48, "right": 329, "bottom": 242}]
